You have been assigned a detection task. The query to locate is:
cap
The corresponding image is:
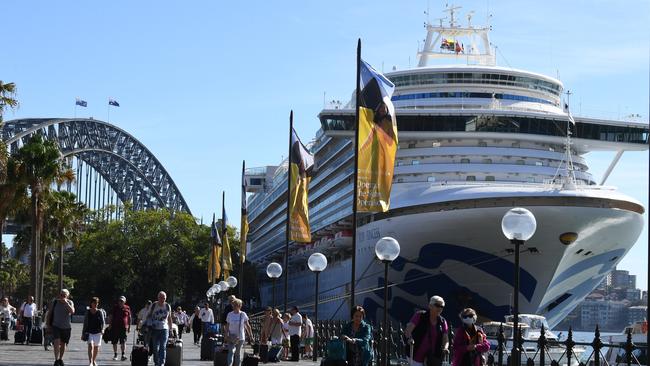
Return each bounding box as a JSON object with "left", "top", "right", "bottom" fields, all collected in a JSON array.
[{"left": 119, "top": 296, "right": 126, "bottom": 302}]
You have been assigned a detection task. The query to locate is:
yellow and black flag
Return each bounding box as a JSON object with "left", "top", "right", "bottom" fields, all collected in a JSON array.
[
  {"left": 221, "top": 205, "right": 233, "bottom": 278},
  {"left": 288, "top": 128, "right": 314, "bottom": 242},
  {"left": 208, "top": 213, "right": 222, "bottom": 283},
  {"left": 240, "top": 161, "right": 249, "bottom": 263},
  {"left": 357, "top": 59, "right": 398, "bottom": 212}
]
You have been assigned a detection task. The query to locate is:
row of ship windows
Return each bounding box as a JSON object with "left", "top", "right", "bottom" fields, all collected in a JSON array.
[
  {"left": 397, "top": 158, "right": 582, "bottom": 169},
  {"left": 392, "top": 92, "right": 556, "bottom": 105},
  {"left": 389, "top": 73, "right": 562, "bottom": 96}
]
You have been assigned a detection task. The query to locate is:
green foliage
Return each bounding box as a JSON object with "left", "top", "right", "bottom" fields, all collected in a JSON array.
[
  {"left": 67, "top": 208, "right": 214, "bottom": 309},
  {"left": 0, "top": 258, "right": 29, "bottom": 297}
]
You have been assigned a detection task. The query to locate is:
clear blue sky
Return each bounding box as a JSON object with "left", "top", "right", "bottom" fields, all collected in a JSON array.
[{"left": 2, "top": 0, "right": 648, "bottom": 289}]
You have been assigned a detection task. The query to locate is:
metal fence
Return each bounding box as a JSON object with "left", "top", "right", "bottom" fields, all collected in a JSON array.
[{"left": 248, "top": 318, "right": 646, "bottom": 366}]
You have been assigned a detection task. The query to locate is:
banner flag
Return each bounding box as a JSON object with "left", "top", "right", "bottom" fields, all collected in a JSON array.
[
  {"left": 357, "top": 59, "right": 398, "bottom": 212},
  {"left": 288, "top": 128, "right": 314, "bottom": 242},
  {"left": 208, "top": 213, "right": 221, "bottom": 282},
  {"left": 75, "top": 98, "right": 87, "bottom": 107},
  {"left": 240, "top": 162, "right": 249, "bottom": 263},
  {"left": 221, "top": 205, "right": 233, "bottom": 277}
]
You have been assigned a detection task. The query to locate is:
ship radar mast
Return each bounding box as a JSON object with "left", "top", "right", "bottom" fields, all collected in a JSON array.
[{"left": 417, "top": 4, "right": 496, "bottom": 67}]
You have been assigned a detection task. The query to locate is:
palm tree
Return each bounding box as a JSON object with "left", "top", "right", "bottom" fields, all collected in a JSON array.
[
  {"left": 0, "top": 81, "right": 18, "bottom": 270},
  {"left": 15, "top": 134, "right": 67, "bottom": 308}
]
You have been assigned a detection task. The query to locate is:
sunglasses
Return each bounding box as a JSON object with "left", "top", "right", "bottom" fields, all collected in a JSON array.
[
  {"left": 461, "top": 314, "right": 475, "bottom": 319},
  {"left": 433, "top": 303, "right": 444, "bottom": 308}
]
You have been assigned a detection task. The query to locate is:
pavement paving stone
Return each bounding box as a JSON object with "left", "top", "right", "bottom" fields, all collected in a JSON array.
[{"left": 0, "top": 323, "right": 320, "bottom": 366}]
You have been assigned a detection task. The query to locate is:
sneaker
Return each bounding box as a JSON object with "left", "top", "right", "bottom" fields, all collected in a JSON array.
[
  {"left": 112, "top": 355, "right": 119, "bottom": 361},
  {"left": 121, "top": 355, "right": 127, "bottom": 361}
]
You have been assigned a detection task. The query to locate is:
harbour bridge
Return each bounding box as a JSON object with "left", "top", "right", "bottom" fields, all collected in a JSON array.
[{"left": 1, "top": 118, "right": 190, "bottom": 226}]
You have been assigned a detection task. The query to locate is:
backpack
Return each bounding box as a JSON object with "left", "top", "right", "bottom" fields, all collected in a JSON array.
[{"left": 326, "top": 337, "right": 346, "bottom": 361}]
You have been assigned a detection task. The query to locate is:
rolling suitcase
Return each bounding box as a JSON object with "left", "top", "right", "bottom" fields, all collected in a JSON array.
[
  {"left": 14, "top": 329, "right": 25, "bottom": 344},
  {"left": 165, "top": 338, "right": 183, "bottom": 366},
  {"left": 30, "top": 326, "right": 43, "bottom": 344},
  {"left": 243, "top": 353, "right": 260, "bottom": 366},
  {"left": 130, "top": 325, "right": 149, "bottom": 366},
  {"left": 201, "top": 336, "right": 219, "bottom": 361},
  {"left": 267, "top": 345, "right": 282, "bottom": 363},
  {"left": 213, "top": 349, "right": 228, "bottom": 366},
  {"left": 259, "top": 344, "right": 269, "bottom": 363}
]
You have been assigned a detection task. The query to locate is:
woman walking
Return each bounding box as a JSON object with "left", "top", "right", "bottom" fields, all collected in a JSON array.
[
  {"left": 224, "top": 298, "right": 252, "bottom": 366},
  {"left": 452, "top": 308, "right": 490, "bottom": 366},
  {"left": 81, "top": 297, "right": 105, "bottom": 366},
  {"left": 342, "top": 306, "right": 373, "bottom": 366},
  {"left": 188, "top": 306, "right": 202, "bottom": 345}
]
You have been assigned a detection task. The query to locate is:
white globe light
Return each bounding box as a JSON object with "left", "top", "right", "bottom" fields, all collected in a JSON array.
[
  {"left": 266, "top": 262, "right": 283, "bottom": 278},
  {"left": 226, "top": 276, "right": 238, "bottom": 288},
  {"left": 206, "top": 290, "right": 212, "bottom": 297},
  {"left": 308, "top": 252, "right": 328, "bottom": 272},
  {"left": 375, "top": 237, "right": 401, "bottom": 262},
  {"left": 502, "top": 207, "right": 537, "bottom": 241},
  {"left": 210, "top": 284, "right": 220, "bottom": 292},
  {"left": 218, "top": 280, "right": 229, "bottom": 291}
]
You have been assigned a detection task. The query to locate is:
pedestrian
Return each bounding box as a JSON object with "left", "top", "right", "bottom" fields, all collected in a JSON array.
[
  {"left": 224, "top": 298, "right": 252, "bottom": 366},
  {"left": 199, "top": 302, "right": 214, "bottom": 334},
  {"left": 188, "top": 306, "right": 202, "bottom": 345},
  {"left": 221, "top": 295, "right": 236, "bottom": 324},
  {"left": 19, "top": 295, "right": 37, "bottom": 344},
  {"left": 342, "top": 305, "right": 373, "bottom": 366},
  {"left": 48, "top": 289, "right": 76, "bottom": 366},
  {"left": 0, "top": 297, "right": 16, "bottom": 340},
  {"left": 404, "top": 295, "right": 450, "bottom": 366},
  {"left": 81, "top": 297, "right": 105, "bottom": 366},
  {"left": 287, "top": 306, "right": 302, "bottom": 361},
  {"left": 172, "top": 306, "right": 189, "bottom": 339},
  {"left": 136, "top": 300, "right": 152, "bottom": 333},
  {"left": 260, "top": 307, "right": 273, "bottom": 345},
  {"left": 108, "top": 295, "right": 131, "bottom": 361},
  {"left": 452, "top": 308, "right": 490, "bottom": 366},
  {"left": 302, "top": 314, "right": 314, "bottom": 359},
  {"left": 281, "top": 313, "right": 291, "bottom": 361},
  {"left": 148, "top": 291, "right": 173, "bottom": 366}
]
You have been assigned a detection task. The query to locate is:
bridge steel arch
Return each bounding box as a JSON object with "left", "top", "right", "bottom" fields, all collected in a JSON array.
[{"left": 1, "top": 118, "right": 191, "bottom": 214}]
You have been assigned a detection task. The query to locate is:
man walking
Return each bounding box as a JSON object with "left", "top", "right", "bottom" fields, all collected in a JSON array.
[
  {"left": 288, "top": 306, "right": 302, "bottom": 362},
  {"left": 19, "top": 295, "right": 37, "bottom": 345},
  {"left": 50, "top": 289, "right": 75, "bottom": 366},
  {"left": 172, "top": 306, "right": 189, "bottom": 339},
  {"left": 108, "top": 296, "right": 131, "bottom": 361},
  {"left": 199, "top": 302, "right": 214, "bottom": 335}
]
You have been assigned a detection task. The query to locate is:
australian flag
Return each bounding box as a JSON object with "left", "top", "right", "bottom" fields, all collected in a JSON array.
[
  {"left": 108, "top": 98, "right": 120, "bottom": 107},
  {"left": 75, "top": 98, "right": 87, "bottom": 107}
]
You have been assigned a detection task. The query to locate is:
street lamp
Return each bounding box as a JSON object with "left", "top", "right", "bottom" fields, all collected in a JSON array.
[
  {"left": 266, "top": 262, "right": 283, "bottom": 308},
  {"left": 501, "top": 207, "right": 537, "bottom": 366},
  {"left": 226, "top": 276, "right": 238, "bottom": 289},
  {"left": 308, "top": 252, "right": 328, "bottom": 362},
  {"left": 375, "top": 237, "right": 400, "bottom": 366}
]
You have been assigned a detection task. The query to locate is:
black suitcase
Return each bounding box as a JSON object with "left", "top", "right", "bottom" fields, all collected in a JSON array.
[
  {"left": 131, "top": 345, "right": 148, "bottom": 366},
  {"left": 30, "top": 326, "right": 43, "bottom": 344},
  {"left": 14, "top": 330, "right": 25, "bottom": 344},
  {"left": 201, "top": 336, "right": 218, "bottom": 361},
  {"left": 0, "top": 322, "right": 8, "bottom": 341},
  {"left": 213, "top": 350, "right": 228, "bottom": 366},
  {"left": 268, "top": 346, "right": 282, "bottom": 363},
  {"left": 243, "top": 354, "right": 260, "bottom": 366},
  {"left": 259, "top": 344, "right": 269, "bottom": 363}
]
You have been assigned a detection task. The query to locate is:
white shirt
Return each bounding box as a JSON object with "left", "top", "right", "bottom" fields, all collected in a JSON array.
[
  {"left": 288, "top": 312, "right": 302, "bottom": 337},
  {"left": 303, "top": 318, "right": 314, "bottom": 338},
  {"left": 21, "top": 302, "right": 37, "bottom": 317},
  {"left": 226, "top": 311, "right": 249, "bottom": 342},
  {"left": 0, "top": 304, "right": 15, "bottom": 319},
  {"left": 199, "top": 308, "right": 214, "bottom": 323}
]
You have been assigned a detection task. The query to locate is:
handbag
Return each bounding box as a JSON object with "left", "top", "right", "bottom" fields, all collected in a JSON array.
[
  {"left": 102, "top": 326, "right": 112, "bottom": 343},
  {"left": 81, "top": 332, "right": 89, "bottom": 342}
]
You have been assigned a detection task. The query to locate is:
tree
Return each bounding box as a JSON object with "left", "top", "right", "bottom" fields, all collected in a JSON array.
[
  {"left": 15, "top": 134, "right": 68, "bottom": 308},
  {"left": 0, "top": 80, "right": 19, "bottom": 270}
]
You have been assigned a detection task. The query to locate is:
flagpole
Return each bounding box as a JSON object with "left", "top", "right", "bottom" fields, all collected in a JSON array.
[
  {"left": 350, "top": 38, "right": 361, "bottom": 308},
  {"left": 283, "top": 110, "right": 294, "bottom": 313},
  {"left": 221, "top": 191, "right": 226, "bottom": 283},
  {"left": 107, "top": 101, "right": 110, "bottom": 123},
  {"left": 239, "top": 160, "right": 246, "bottom": 301}
]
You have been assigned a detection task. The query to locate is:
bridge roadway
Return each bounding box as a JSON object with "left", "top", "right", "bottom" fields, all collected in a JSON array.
[{"left": 0, "top": 323, "right": 320, "bottom": 366}]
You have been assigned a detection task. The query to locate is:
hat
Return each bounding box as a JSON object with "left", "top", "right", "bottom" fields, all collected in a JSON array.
[{"left": 119, "top": 296, "right": 126, "bottom": 302}]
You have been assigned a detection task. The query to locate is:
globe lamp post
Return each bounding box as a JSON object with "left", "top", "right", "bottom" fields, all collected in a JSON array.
[
  {"left": 375, "top": 237, "right": 400, "bottom": 366},
  {"left": 308, "top": 253, "right": 328, "bottom": 362},
  {"left": 266, "top": 262, "right": 283, "bottom": 308},
  {"left": 501, "top": 207, "right": 537, "bottom": 366},
  {"left": 226, "top": 276, "right": 238, "bottom": 289}
]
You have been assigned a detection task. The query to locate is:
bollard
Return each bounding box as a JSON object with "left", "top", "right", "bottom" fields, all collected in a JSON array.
[
  {"left": 498, "top": 323, "right": 505, "bottom": 366},
  {"left": 592, "top": 325, "right": 602, "bottom": 366},
  {"left": 538, "top": 324, "right": 547, "bottom": 366}
]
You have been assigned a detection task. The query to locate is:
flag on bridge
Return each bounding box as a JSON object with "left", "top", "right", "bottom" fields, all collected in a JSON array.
[
  {"left": 288, "top": 126, "right": 314, "bottom": 243},
  {"left": 208, "top": 213, "right": 222, "bottom": 283},
  {"left": 109, "top": 98, "right": 120, "bottom": 107},
  {"left": 75, "top": 98, "right": 87, "bottom": 107},
  {"left": 356, "top": 59, "right": 398, "bottom": 212}
]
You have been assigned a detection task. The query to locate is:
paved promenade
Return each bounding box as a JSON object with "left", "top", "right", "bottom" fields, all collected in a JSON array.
[{"left": 0, "top": 323, "right": 320, "bottom": 366}]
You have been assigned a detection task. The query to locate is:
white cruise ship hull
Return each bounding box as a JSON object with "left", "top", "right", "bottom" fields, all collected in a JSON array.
[{"left": 260, "top": 184, "right": 644, "bottom": 329}]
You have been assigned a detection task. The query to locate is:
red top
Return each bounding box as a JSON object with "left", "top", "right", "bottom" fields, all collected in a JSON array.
[
  {"left": 111, "top": 304, "right": 131, "bottom": 329},
  {"left": 410, "top": 312, "right": 448, "bottom": 363}
]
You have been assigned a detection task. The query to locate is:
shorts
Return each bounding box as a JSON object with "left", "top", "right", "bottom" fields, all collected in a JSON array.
[
  {"left": 87, "top": 333, "right": 102, "bottom": 346},
  {"left": 304, "top": 337, "right": 314, "bottom": 346},
  {"left": 111, "top": 327, "right": 127, "bottom": 344},
  {"left": 52, "top": 326, "right": 72, "bottom": 344}
]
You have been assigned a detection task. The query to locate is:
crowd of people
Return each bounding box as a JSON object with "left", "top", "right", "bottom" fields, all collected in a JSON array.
[{"left": 0, "top": 292, "right": 493, "bottom": 366}]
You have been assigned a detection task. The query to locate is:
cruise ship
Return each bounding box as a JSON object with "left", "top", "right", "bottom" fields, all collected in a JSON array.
[{"left": 244, "top": 8, "right": 648, "bottom": 328}]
